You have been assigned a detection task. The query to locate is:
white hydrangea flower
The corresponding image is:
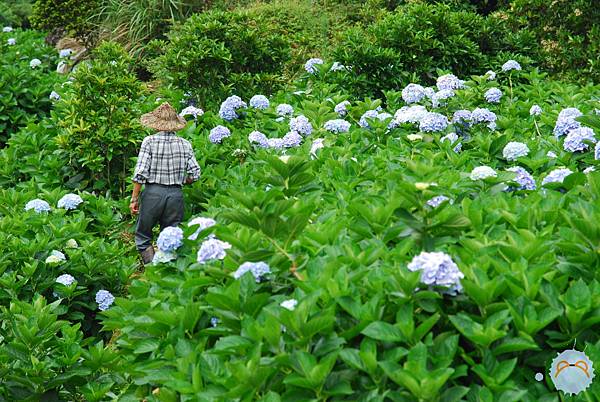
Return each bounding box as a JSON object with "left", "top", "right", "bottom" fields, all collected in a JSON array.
[{"left": 470, "top": 166, "right": 497, "bottom": 181}]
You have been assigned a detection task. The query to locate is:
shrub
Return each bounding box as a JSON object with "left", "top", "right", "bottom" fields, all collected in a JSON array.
[
  {"left": 54, "top": 42, "right": 151, "bottom": 196},
  {"left": 148, "top": 9, "right": 291, "bottom": 107},
  {"left": 332, "top": 2, "right": 537, "bottom": 99},
  {"left": 0, "top": 29, "right": 63, "bottom": 145},
  {"left": 30, "top": 0, "right": 99, "bottom": 42},
  {"left": 0, "top": 0, "right": 33, "bottom": 28},
  {"left": 506, "top": 0, "right": 600, "bottom": 82}
]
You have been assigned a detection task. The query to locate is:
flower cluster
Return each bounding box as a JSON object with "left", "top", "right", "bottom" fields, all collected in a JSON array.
[
  {"left": 595, "top": 142, "right": 600, "bottom": 160},
  {"left": 7, "top": 38, "right": 15, "bottom": 45},
  {"left": 304, "top": 58, "right": 324, "bottom": 74},
  {"left": 233, "top": 261, "right": 271, "bottom": 282},
  {"left": 45, "top": 250, "right": 66, "bottom": 265},
  {"left": 407, "top": 251, "right": 464, "bottom": 293},
  {"left": 188, "top": 217, "right": 216, "bottom": 240},
  {"left": 95, "top": 290, "right": 115, "bottom": 311},
  {"left": 485, "top": 70, "right": 496, "bottom": 80},
  {"left": 30, "top": 58, "right": 41, "bottom": 68},
  {"left": 282, "top": 131, "right": 303, "bottom": 147},
  {"left": 563, "top": 127, "right": 596, "bottom": 152},
  {"left": 310, "top": 138, "right": 325, "bottom": 156},
  {"left": 248, "top": 131, "right": 269, "bottom": 148},
  {"left": 65, "top": 239, "right": 79, "bottom": 249},
  {"left": 3, "top": 26, "right": 13, "bottom": 32},
  {"left": 25, "top": 198, "right": 51, "bottom": 213},
  {"left": 427, "top": 195, "right": 451, "bottom": 208},
  {"left": 436, "top": 74, "right": 465, "bottom": 91},
  {"left": 359, "top": 110, "right": 388, "bottom": 128},
  {"left": 59, "top": 48, "right": 73, "bottom": 58},
  {"left": 249, "top": 95, "right": 270, "bottom": 110},
  {"left": 280, "top": 299, "right": 298, "bottom": 311},
  {"left": 156, "top": 226, "right": 184, "bottom": 252},
  {"left": 419, "top": 112, "right": 449, "bottom": 132},
  {"left": 289, "top": 115, "right": 313, "bottom": 136},
  {"left": 276, "top": 104, "right": 294, "bottom": 117},
  {"left": 209, "top": 125, "right": 231, "bottom": 144},
  {"left": 197, "top": 238, "right": 232, "bottom": 264},
  {"left": 502, "top": 142, "right": 529, "bottom": 161},
  {"left": 484, "top": 88, "right": 502, "bottom": 103},
  {"left": 56, "top": 274, "right": 76, "bottom": 286},
  {"left": 394, "top": 105, "right": 428, "bottom": 125},
  {"left": 506, "top": 167, "right": 536, "bottom": 191},
  {"left": 452, "top": 110, "right": 472, "bottom": 127},
  {"left": 218, "top": 95, "right": 246, "bottom": 121},
  {"left": 471, "top": 108, "right": 497, "bottom": 129},
  {"left": 180, "top": 106, "right": 204, "bottom": 119},
  {"left": 542, "top": 168, "right": 573, "bottom": 185},
  {"left": 324, "top": 119, "right": 351, "bottom": 133},
  {"left": 402, "top": 84, "right": 426, "bottom": 104},
  {"left": 49, "top": 91, "right": 60, "bottom": 101},
  {"left": 470, "top": 166, "right": 497, "bottom": 180},
  {"left": 58, "top": 193, "right": 83, "bottom": 210},
  {"left": 431, "top": 89, "right": 455, "bottom": 108},
  {"left": 330, "top": 62, "right": 349, "bottom": 72},
  {"left": 334, "top": 101, "right": 350, "bottom": 116},
  {"left": 530, "top": 105, "right": 542, "bottom": 116},
  {"left": 441, "top": 132, "right": 461, "bottom": 152},
  {"left": 553, "top": 107, "right": 582, "bottom": 137},
  {"left": 502, "top": 60, "right": 521, "bottom": 72}
]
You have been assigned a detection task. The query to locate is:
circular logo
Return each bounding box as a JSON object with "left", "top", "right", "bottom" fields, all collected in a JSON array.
[{"left": 550, "top": 349, "right": 594, "bottom": 395}]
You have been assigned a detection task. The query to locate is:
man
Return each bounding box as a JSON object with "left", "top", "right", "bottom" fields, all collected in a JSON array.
[{"left": 130, "top": 102, "right": 200, "bottom": 264}]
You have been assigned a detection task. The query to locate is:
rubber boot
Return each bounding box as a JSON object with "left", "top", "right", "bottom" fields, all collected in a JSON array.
[{"left": 140, "top": 246, "right": 155, "bottom": 265}]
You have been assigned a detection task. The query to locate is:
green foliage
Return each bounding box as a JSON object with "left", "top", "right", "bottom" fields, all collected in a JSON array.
[
  {"left": 332, "top": 2, "right": 538, "bottom": 98},
  {"left": 148, "top": 9, "right": 292, "bottom": 107},
  {"left": 0, "top": 0, "right": 33, "bottom": 28},
  {"left": 30, "top": 0, "right": 99, "bottom": 41},
  {"left": 0, "top": 29, "right": 63, "bottom": 144},
  {"left": 54, "top": 42, "right": 151, "bottom": 196},
  {"left": 506, "top": 0, "right": 600, "bottom": 82}
]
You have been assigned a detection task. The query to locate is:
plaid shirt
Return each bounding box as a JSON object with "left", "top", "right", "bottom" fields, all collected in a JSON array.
[{"left": 133, "top": 131, "right": 201, "bottom": 185}]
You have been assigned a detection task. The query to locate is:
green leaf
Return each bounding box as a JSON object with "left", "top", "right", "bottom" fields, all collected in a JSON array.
[{"left": 361, "top": 321, "right": 404, "bottom": 342}]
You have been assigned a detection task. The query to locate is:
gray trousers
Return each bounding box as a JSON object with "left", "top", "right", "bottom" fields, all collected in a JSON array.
[{"left": 135, "top": 184, "right": 184, "bottom": 251}]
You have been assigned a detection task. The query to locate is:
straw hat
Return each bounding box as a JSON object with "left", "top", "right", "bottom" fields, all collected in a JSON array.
[{"left": 140, "top": 102, "right": 187, "bottom": 131}]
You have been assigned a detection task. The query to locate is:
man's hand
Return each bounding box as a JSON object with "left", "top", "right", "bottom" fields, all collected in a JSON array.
[
  {"left": 130, "top": 199, "right": 139, "bottom": 215},
  {"left": 185, "top": 176, "right": 194, "bottom": 185}
]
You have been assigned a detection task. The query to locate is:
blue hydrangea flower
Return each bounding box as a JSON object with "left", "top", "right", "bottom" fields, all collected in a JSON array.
[
  {"left": 233, "top": 261, "right": 271, "bottom": 282},
  {"left": 471, "top": 108, "right": 497, "bottom": 129},
  {"left": 25, "top": 199, "right": 51, "bottom": 213},
  {"left": 289, "top": 115, "right": 313, "bottom": 136},
  {"left": 180, "top": 106, "right": 204, "bottom": 119},
  {"left": 209, "top": 125, "right": 231, "bottom": 144},
  {"left": 304, "top": 58, "right": 324, "bottom": 74},
  {"left": 359, "top": 110, "right": 379, "bottom": 128},
  {"left": 402, "top": 83, "right": 426, "bottom": 104},
  {"left": 267, "top": 138, "right": 285, "bottom": 149},
  {"left": 324, "top": 119, "right": 351, "bottom": 133},
  {"left": 3, "top": 26, "right": 13, "bottom": 33},
  {"left": 95, "top": 289, "right": 115, "bottom": 311},
  {"left": 56, "top": 274, "right": 76, "bottom": 286},
  {"left": 30, "top": 58, "right": 41, "bottom": 68},
  {"left": 484, "top": 88, "right": 502, "bottom": 103},
  {"left": 452, "top": 110, "right": 472, "bottom": 127},
  {"left": 210, "top": 317, "right": 220, "bottom": 327},
  {"left": 441, "top": 132, "right": 461, "bottom": 152},
  {"left": 156, "top": 226, "right": 184, "bottom": 252},
  {"left": 393, "top": 105, "right": 428, "bottom": 125},
  {"left": 427, "top": 195, "right": 451, "bottom": 208},
  {"left": 563, "top": 127, "right": 596, "bottom": 152},
  {"left": 407, "top": 251, "right": 463, "bottom": 293},
  {"left": 49, "top": 91, "right": 60, "bottom": 101},
  {"left": 419, "top": 112, "right": 449, "bottom": 132},
  {"left": 530, "top": 105, "right": 542, "bottom": 116},
  {"left": 280, "top": 299, "right": 298, "bottom": 310},
  {"left": 547, "top": 151, "right": 557, "bottom": 159},
  {"left": 542, "top": 168, "right": 573, "bottom": 185},
  {"left": 276, "top": 104, "right": 294, "bottom": 117},
  {"left": 7, "top": 38, "right": 16, "bottom": 45},
  {"left": 506, "top": 167, "right": 536, "bottom": 191},
  {"left": 188, "top": 217, "right": 216, "bottom": 240},
  {"left": 57, "top": 193, "right": 83, "bottom": 210},
  {"left": 485, "top": 70, "right": 496, "bottom": 80},
  {"left": 424, "top": 87, "right": 436, "bottom": 99},
  {"left": 197, "top": 238, "right": 232, "bottom": 264},
  {"left": 436, "top": 74, "right": 465, "bottom": 91},
  {"left": 249, "top": 95, "right": 270, "bottom": 110},
  {"left": 553, "top": 108, "right": 583, "bottom": 137},
  {"left": 431, "top": 89, "right": 455, "bottom": 108},
  {"left": 595, "top": 142, "right": 600, "bottom": 160},
  {"left": 218, "top": 95, "right": 246, "bottom": 121},
  {"left": 282, "top": 131, "right": 303, "bottom": 148},
  {"left": 584, "top": 166, "right": 596, "bottom": 174},
  {"left": 248, "top": 130, "right": 269, "bottom": 148},
  {"left": 502, "top": 142, "right": 529, "bottom": 161},
  {"left": 470, "top": 166, "right": 497, "bottom": 180},
  {"left": 334, "top": 101, "right": 350, "bottom": 116},
  {"left": 502, "top": 60, "right": 522, "bottom": 72}
]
